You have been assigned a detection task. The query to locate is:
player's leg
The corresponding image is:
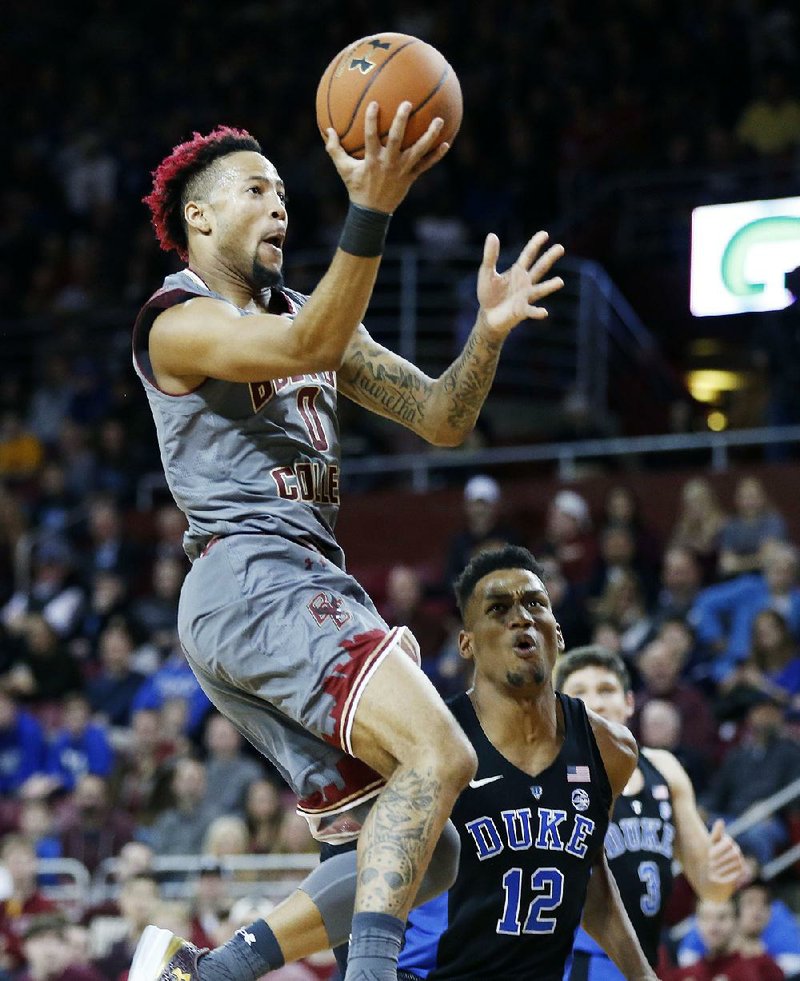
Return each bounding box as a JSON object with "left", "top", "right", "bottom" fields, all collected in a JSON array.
[
  {"left": 130, "top": 535, "right": 468, "bottom": 980},
  {"left": 340, "top": 647, "right": 476, "bottom": 978}
]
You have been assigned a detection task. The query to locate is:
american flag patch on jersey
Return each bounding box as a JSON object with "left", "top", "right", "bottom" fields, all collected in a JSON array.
[
  {"left": 652, "top": 784, "right": 670, "bottom": 800},
  {"left": 567, "top": 765, "right": 591, "bottom": 782}
]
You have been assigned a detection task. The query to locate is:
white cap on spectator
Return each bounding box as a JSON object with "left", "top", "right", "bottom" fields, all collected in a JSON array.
[
  {"left": 464, "top": 475, "right": 501, "bottom": 504},
  {"left": 552, "top": 489, "right": 590, "bottom": 528}
]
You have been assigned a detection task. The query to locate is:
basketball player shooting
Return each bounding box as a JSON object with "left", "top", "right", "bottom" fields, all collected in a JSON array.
[{"left": 129, "top": 101, "right": 564, "bottom": 981}]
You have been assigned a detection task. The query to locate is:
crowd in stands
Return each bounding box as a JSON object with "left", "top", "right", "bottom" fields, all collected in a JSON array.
[
  {"left": 3, "top": 0, "right": 800, "bottom": 323},
  {"left": 2, "top": 457, "right": 800, "bottom": 975}
]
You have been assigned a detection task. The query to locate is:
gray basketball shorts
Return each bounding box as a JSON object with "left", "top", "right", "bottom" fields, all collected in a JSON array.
[{"left": 177, "top": 532, "right": 421, "bottom": 843}]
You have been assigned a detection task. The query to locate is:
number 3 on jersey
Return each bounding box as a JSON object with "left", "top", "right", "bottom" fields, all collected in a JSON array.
[
  {"left": 296, "top": 385, "right": 328, "bottom": 451},
  {"left": 497, "top": 867, "right": 565, "bottom": 935},
  {"left": 638, "top": 860, "right": 661, "bottom": 916}
]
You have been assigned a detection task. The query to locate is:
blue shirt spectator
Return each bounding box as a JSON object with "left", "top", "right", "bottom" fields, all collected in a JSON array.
[
  {"left": 131, "top": 649, "right": 212, "bottom": 737},
  {"left": 691, "top": 542, "right": 800, "bottom": 681},
  {"left": 45, "top": 693, "right": 114, "bottom": 792},
  {"left": 678, "top": 880, "right": 800, "bottom": 978},
  {"left": 717, "top": 476, "right": 788, "bottom": 578},
  {"left": 0, "top": 691, "right": 47, "bottom": 794},
  {"left": 84, "top": 618, "right": 145, "bottom": 727}
]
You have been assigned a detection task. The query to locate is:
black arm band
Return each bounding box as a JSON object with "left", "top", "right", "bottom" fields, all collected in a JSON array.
[{"left": 338, "top": 201, "right": 392, "bottom": 258}]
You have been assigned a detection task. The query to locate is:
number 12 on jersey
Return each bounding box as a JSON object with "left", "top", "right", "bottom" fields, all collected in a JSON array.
[{"left": 497, "top": 867, "right": 565, "bottom": 935}]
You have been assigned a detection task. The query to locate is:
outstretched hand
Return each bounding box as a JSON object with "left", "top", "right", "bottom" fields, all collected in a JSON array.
[
  {"left": 707, "top": 818, "right": 747, "bottom": 887},
  {"left": 477, "top": 231, "right": 565, "bottom": 337},
  {"left": 325, "top": 101, "right": 450, "bottom": 215}
]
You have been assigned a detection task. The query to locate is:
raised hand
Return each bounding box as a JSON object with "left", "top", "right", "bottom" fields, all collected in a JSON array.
[
  {"left": 478, "top": 231, "right": 565, "bottom": 337},
  {"left": 325, "top": 101, "right": 450, "bottom": 214},
  {"left": 707, "top": 818, "right": 747, "bottom": 887}
]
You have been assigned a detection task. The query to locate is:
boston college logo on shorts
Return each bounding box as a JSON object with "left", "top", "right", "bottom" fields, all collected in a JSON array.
[{"left": 307, "top": 592, "right": 352, "bottom": 630}]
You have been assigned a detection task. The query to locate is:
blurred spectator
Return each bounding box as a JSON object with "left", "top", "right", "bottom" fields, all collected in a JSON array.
[
  {"left": 665, "top": 897, "right": 782, "bottom": 980},
  {"left": 16, "top": 798, "right": 61, "bottom": 867},
  {"left": 639, "top": 698, "right": 708, "bottom": 794},
  {"left": 379, "top": 564, "right": 449, "bottom": 681},
  {"left": 679, "top": 877, "right": 800, "bottom": 977},
  {"left": 92, "top": 873, "right": 162, "bottom": 981},
  {"left": 28, "top": 463, "right": 79, "bottom": 539},
  {"left": 1, "top": 539, "right": 85, "bottom": 641},
  {"left": 62, "top": 923, "right": 106, "bottom": 981},
  {"left": 243, "top": 778, "right": 285, "bottom": 855},
  {"left": 735, "top": 66, "right": 800, "bottom": 158},
  {"left": 149, "top": 504, "right": 189, "bottom": 565},
  {"left": 590, "top": 568, "right": 654, "bottom": 657},
  {"left": 0, "top": 690, "right": 47, "bottom": 795},
  {"left": 0, "top": 487, "right": 26, "bottom": 608},
  {"left": 751, "top": 609, "right": 800, "bottom": 701},
  {"left": 669, "top": 478, "right": 728, "bottom": 583},
  {"left": 0, "top": 835, "right": 58, "bottom": 973},
  {"left": 187, "top": 862, "right": 230, "bottom": 950},
  {"left": 92, "top": 416, "right": 142, "bottom": 506},
  {"left": 44, "top": 692, "right": 114, "bottom": 792},
  {"left": 273, "top": 809, "right": 318, "bottom": 856},
  {"left": 538, "top": 555, "right": 592, "bottom": 649},
  {"left": 652, "top": 617, "right": 703, "bottom": 678},
  {"left": 0, "top": 411, "right": 43, "bottom": 483},
  {"left": 81, "top": 839, "right": 158, "bottom": 924},
  {"left": 64, "top": 358, "right": 109, "bottom": 428},
  {"left": 112, "top": 840, "right": 156, "bottom": 888},
  {"left": 53, "top": 421, "right": 97, "bottom": 501},
  {"left": 632, "top": 637, "right": 719, "bottom": 768},
  {"left": 107, "top": 708, "right": 176, "bottom": 827},
  {"left": 74, "top": 573, "right": 131, "bottom": 663},
  {"left": 719, "top": 609, "right": 800, "bottom": 709},
  {"left": 534, "top": 488, "right": 597, "bottom": 588},
  {"left": 130, "top": 646, "right": 212, "bottom": 740},
  {"left": 59, "top": 774, "right": 135, "bottom": 876},
  {"left": 553, "top": 385, "right": 613, "bottom": 443},
  {"left": 140, "top": 758, "right": 219, "bottom": 856},
  {"left": 586, "top": 523, "right": 659, "bottom": 608},
  {"left": 201, "top": 815, "right": 250, "bottom": 870},
  {"left": 1, "top": 614, "right": 83, "bottom": 706},
  {"left": 128, "top": 554, "right": 184, "bottom": 655},
  {"left": 25, "top": 355, "right": 75, "bottom": 449},
  {"left": 600, "top": 483, "right": 663, "bottom": 573},
  {"left": 692, "top": 540, "right": 800, "bottom": 682},
  {"left": 77, "top": 494, "right": 141, "bottom": 590},
  {"left": 718, "top": 476, "right": 788, "bottom": 579},
  {"left": 654, "top": 546, "right": 705, "bottom": 628},
  {"left": 442, "top": 475, "right": 521, "bottom": 589},
  {"left": 202, "top": 713, "right": 264, "bottom": 818},
  {"left": 702, "top": 693, "right": 800, "bottom": 865},
  {"left": 84, "top": 618, "right": 146, "bottom": 728},
  {"left": 588, "top": 613, "right": 622, "bottom": 650},
  {"left": 16, "top": 913, "right": 104, "bottom": 981}
]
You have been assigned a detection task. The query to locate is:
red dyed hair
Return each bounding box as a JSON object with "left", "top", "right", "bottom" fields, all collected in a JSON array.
[{"left": 143, "top": 126, "right": 262, "bottom": 261}]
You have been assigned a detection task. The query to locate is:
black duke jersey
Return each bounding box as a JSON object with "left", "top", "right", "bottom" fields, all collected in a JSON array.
[
  {"left": 398, "top": 691, "right": 612, "bottom": 980},
  {"left": 569, "top": 751, "right": 675, "bottom": 971}
]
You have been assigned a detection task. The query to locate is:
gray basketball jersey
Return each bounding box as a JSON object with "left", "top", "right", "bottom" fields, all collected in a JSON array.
[{"left": 133, "top": 269, "right": 344, "bottom": 565}]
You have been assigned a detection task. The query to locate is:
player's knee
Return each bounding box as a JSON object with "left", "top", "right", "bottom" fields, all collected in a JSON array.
[{"left": 423, "top": 717, "right": 477, "bottom": 793}]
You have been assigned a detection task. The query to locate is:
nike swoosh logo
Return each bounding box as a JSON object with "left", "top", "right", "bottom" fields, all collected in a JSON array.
[{"left": 469, "top": 775, "right": 504, "bottom": 789}]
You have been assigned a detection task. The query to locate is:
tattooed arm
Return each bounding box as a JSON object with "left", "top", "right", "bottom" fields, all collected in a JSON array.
[{"left": 338, "top": 231, "right": 565, "bottom": 446}]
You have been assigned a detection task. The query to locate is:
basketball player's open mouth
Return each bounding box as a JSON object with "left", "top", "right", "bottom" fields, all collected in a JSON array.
[
  {"left": 262, "top": 234, "right": 284, "bottom": 253},
  {"left": 513, "top": 635, "right": 535, "bottom": 656}
]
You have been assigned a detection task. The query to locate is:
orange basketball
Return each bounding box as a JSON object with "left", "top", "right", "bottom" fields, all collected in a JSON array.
[{"left": 316, "top": 33, "right": 463, "bottom": 158}]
